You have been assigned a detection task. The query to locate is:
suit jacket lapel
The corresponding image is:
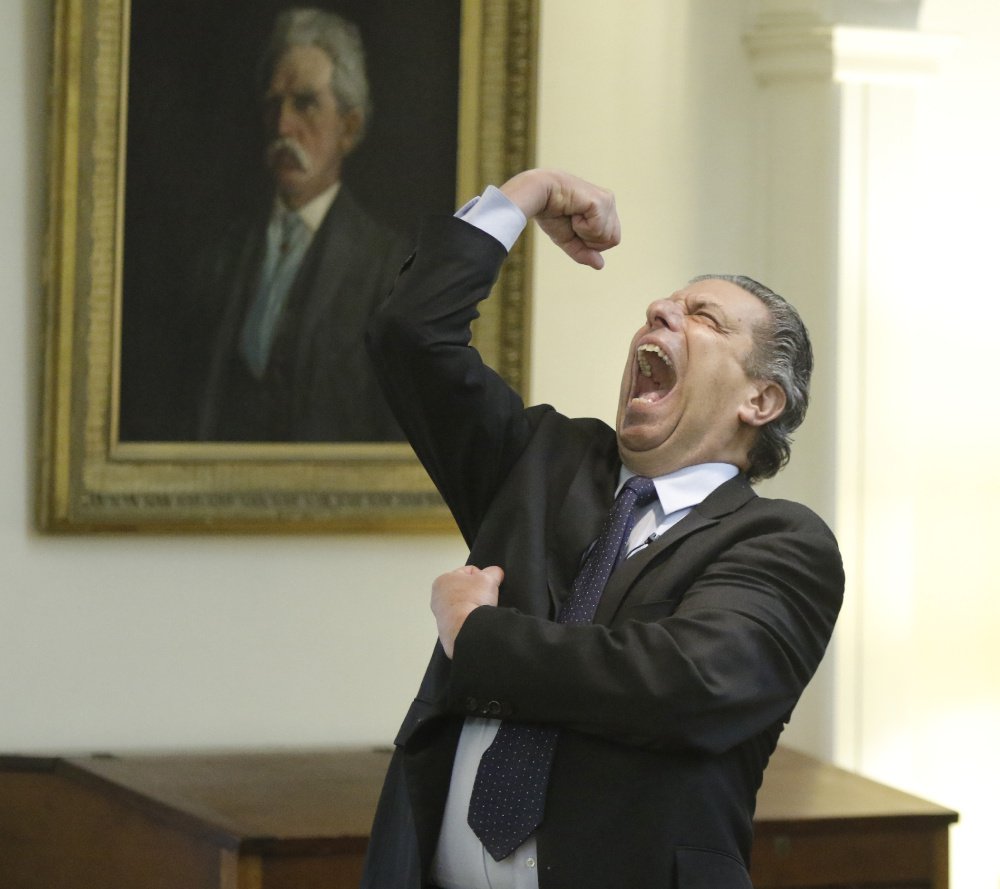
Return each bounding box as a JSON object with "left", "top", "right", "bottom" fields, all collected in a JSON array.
[
  {"left": 280, "top": 190, "right": 362, "bottom": 371},
  {"left": 593, "top": 473, "right": 757, "bottom": 625},
  {"left": 546, "top": 435, "right": 620, "bottom": 616}
]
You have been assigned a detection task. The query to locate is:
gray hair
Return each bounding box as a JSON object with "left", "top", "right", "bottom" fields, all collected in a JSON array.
[
  {"left": 689, "top": 274, "right": 813, "bottom": 482},
  {"left": 261, "top": 8, "right": 371, "bottom": 141}
]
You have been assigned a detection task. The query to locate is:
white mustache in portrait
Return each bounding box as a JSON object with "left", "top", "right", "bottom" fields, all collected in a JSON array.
[{"left": 266, "top": 136, "right": 313, "bottom": 173}]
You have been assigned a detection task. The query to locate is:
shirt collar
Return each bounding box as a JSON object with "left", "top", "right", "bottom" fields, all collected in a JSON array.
[
  {"left": 619, "top": 462, "right": 739, "bottom": 516},
  {"left": 273, "top": 180, "right": 341, "bottom": 234}
]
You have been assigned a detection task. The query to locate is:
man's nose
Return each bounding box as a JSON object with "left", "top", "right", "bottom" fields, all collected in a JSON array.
[
  {"left": 276, "top": 100, "right": 298, "bottom": 135},
  {"left": 646, "top": 299, "right": 684, "bottom": 331},
  {"left": 266, "top": 97, "right": 297, "bottom": 136}
]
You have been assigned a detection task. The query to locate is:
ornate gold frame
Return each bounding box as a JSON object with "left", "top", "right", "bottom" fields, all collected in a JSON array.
[{"left": 38, "top": 0, "right": 537, "bottom": 532}]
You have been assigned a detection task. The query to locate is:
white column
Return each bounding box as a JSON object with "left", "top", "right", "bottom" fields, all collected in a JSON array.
[{"left": 743, "top": 5, "right": 954, "bottom": 762}]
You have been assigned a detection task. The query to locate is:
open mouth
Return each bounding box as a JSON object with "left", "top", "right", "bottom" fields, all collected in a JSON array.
[{"left": 633, "top": 343, "right": 677, "bottom": 405}]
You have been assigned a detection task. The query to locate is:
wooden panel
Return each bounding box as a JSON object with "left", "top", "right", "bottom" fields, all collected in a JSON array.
[
  {"left": 0, "top": 764, "right": 224, "bottom": 889},
  {"left": 756, "top": 747, "right": 956, "bottom": 825},
  {"left": 260, "top": 853, "right": 366, "bottom": 889},
  {"left": 752, "top": 824, "right": 941, "bottom": 887},
  {"left": 65, "top": 748, "right": 392, "bottom": 843},
  {"left": 750, "top": 747, "right": 956, "bottom": 889},
  {"left": 219, "top": 850, "right": 261, "bottom": 889}
]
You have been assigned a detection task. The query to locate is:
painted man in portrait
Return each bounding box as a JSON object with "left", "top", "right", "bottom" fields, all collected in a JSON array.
[{"left": 194, "top": 7, "right": 409, "bottom": 442}]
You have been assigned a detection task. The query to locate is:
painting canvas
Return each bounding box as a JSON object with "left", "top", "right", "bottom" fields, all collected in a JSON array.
[{"left": 39, "top": 0, "right": 537, "bottom": 531}]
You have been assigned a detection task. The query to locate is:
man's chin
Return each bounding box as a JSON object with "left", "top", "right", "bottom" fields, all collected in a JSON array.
[
  {"left": 272, "top": 169, "right": 308, "bottom": 191},
  {"left": 617, "top": 411, "right": 668, "bottom": 450},
  {"left": 617, "top": 430, "right": 657, "bottom": 461},
  {"left": 273, "top": 178, "right": 316, "bottom": 210}
]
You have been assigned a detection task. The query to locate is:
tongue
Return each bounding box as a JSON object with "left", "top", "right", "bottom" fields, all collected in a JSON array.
[
  {"left": 637, "top": 356, "right": 676, "bottom": 400},
  {"left": 636, "top": 389, "right": 667, "bottom": 404},
  {"left": 634, "top": 371, "right": 670, "bottom": 403}
]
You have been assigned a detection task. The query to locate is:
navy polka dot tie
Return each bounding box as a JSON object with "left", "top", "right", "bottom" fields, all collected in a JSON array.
[{"left": 467, "top": 476, "right": 658, "bottom": 860}]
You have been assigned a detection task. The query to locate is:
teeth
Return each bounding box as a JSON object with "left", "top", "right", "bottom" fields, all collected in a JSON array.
[{"left": 637, "top": 343, "right": 670, "bottom": 377}]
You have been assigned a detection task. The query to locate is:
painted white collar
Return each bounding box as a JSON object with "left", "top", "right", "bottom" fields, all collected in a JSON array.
[{"left": 273, "top": 180, "right": 341, "bottom": 234}]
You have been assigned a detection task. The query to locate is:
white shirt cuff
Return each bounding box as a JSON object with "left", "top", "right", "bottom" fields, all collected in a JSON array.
[{"left": 455, "top": 185, "right": 528, "bottom": 252}]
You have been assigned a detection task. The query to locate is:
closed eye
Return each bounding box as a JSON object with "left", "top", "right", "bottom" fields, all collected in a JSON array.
[{"left": 293, "top": 91, "right": 321, "bottom": 113}]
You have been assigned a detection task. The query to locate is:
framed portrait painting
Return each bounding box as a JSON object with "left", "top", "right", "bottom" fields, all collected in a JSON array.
[{"left": 39, "top": 0, "right": 538, "bottom": 532}]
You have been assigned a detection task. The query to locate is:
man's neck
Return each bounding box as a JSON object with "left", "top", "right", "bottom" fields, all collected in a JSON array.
[{"left": 275, "top": 181, "right": 341, "bottom": 232}]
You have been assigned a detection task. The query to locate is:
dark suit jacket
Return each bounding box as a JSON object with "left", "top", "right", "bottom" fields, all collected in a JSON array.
[
  {"left": 362, "top": 216, "right": 844, "bottom": 889},
  {"left": 196, "top": 187, "right": 409, "bottom": 441}
]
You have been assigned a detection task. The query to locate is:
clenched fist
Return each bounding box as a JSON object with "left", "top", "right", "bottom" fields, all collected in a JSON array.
[{"left": 430, "top": 564, "right": 504, "bottom": 659}]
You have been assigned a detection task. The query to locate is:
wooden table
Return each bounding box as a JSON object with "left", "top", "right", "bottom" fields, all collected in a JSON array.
[
  {"left": 0, "top": 746, "right": 956, "bottom": 889},
  {"left": 751, "top": 747, "right": 957, "bottom": 888}
]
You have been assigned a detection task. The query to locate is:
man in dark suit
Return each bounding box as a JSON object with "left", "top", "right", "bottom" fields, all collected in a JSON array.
[
  {"left": 362, "top": 169, "right": 844, "bottom": 888},
  {"left": 196, "top": 8, "right": 407, "bottom": 441}
]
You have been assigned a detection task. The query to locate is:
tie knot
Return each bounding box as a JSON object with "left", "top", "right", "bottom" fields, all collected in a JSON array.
[
  {"left": 621, "top": 475, "right": 657, "bottom": 508},
  {"left": 282, "top": 210, "right": 303, "bottom": 236},
  {"left": 279, "top": 211, "right": 306, "bottom": 254}
]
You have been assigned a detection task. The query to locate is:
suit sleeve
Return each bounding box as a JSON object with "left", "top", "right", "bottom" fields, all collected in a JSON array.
[
  {"left": 366, "top": 216, "right": 542, "bottom": 543},
  {"left": 447, "top": 501, "right": 844, "bottom": 754}
]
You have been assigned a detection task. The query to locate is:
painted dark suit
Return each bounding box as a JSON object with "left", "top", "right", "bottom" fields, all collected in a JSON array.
[
  {"left": 196, "top": 187, "right": 409, "bottom": 442},
  {"left": 361, "top": 216, "right": 845, "bottom": 888}
]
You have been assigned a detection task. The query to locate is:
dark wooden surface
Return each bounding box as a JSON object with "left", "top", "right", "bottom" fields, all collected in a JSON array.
[
  {"left": 0, "top": 745, "right": 957, "bottom": 889},
  {"left": 751, "top": 747, "right": 957, "bottom": 889}
]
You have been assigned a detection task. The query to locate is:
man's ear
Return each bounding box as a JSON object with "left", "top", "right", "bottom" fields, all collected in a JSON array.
[
  {"left": 739, "top": 381, "right": 786, "bottom": 428},
  {"left": 338, "top": 109, "right": 364, "bottom": 156}
]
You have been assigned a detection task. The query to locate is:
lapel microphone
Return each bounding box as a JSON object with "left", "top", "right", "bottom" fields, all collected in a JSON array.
[{"left": 624, "top": 531, "right": 660, "bottom": 561}]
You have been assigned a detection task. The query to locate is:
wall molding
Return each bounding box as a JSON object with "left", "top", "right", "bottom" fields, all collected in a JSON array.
[{"left": 744, "top": 23, "right": 957, "bottom": 85}]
